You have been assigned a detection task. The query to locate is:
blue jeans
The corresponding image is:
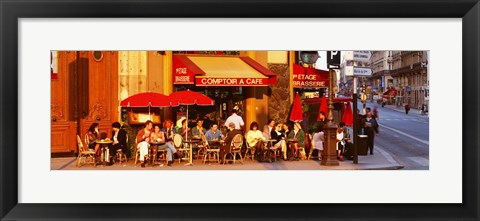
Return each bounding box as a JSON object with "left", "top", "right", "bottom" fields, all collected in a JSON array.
[{"left": 157, "top": 142, "right": 177, "bottom": 161}]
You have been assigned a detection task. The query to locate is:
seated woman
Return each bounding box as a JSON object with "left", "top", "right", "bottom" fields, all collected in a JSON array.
[
  {"left": 161, "top": 119, "right": 176, "bottom": 141},
  {"left": 311, "top": 126, "right": 324, "bottom": 160},
  {"left": 339, "top": 122, "right": 354, "bottom": 160},
  {"left": 262, "top": 119, "right": 275, "bottom": 140},
  {"left": 270, "top": 123, "right": 287, "bottom": 161},
  {"left": 245, "top": 121, "right": 266, "bottom": 161},
  {"left": 150, "top": 125, "right": 176, "bottom": 166},
  {"left": 287, "top": 122, "right": 305, "bottom": 161},
  {"left": 137, "top": 137, "right": 150, "bottom": 167},
  {"left": 336, "top": 123, "right": 345, "bottom": 161},
  {"left": 86, "top": 123, "right": 101, "bottom": 156}
]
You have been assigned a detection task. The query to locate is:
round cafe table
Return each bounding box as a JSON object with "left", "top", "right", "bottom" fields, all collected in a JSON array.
[
  {"left": 183, "top": 138, "right": 201, "bottom": 166},
  {"left": 149, "top": 140, "right": 166, "bottom": 165},
  {"left": 96, "top": 139, "right": 113, "bottom": 166}
]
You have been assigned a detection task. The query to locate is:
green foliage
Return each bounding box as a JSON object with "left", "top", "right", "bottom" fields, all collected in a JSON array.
[{"left": 121, "top": 109, "right": 142, "bottom": 159}]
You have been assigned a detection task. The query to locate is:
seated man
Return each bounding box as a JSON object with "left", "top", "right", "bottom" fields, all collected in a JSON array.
[
  {"left": 191, "top": 119, "right": 207, "bottom": 138},
  {"left": 219, "top": 122, "right": 243, "bottom": 164},
  {"left": 111, "top": 122, "right": 127, "bottom": 162},
  {"left": 191, "top": 119, "right": 207, "bottom": 154},
  {"left": 205, "top": 123, "right": 224, "bottom": 149}
]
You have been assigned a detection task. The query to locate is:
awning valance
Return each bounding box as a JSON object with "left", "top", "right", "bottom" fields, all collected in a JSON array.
[{"left": 173, "top": 55, "right": 277, "bottom": 86}]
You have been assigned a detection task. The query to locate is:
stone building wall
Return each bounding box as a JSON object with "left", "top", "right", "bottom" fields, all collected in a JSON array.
[{"left": 267, "top": 64, "right": 291, "bottom": 123}]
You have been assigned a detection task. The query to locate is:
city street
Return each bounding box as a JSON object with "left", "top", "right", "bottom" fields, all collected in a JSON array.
[{"left": 361, "top": 100, "right": 429, "bottom": 170}]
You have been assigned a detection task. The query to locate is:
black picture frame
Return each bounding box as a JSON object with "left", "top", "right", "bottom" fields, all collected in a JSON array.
[{"left": 1, "top": 0, "right": 478, "bottom": 220}]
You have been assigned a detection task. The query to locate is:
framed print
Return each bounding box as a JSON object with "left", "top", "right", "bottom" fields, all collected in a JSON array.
[{"left": 1, "top": 0, "right": 479, "bottom": 220}]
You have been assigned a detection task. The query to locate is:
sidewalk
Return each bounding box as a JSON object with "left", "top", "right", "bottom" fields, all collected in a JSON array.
[
  {"left": 358, "top": 101, "right": 428, "bottom": 118},
  {"left": 372, "top": 101, "right": 429, "bottom": 118},
  {"left": 51, "top": 146, "right": 404, "bottom": 170}
]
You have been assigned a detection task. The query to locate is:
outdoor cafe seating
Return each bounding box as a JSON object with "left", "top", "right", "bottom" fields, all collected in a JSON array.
[
  {"left": 76, "top": 135, "right": 96, "bottom": 167},
  {"left": 174, "top": 134, "right": 190, "bottom": 163},
  {"left": 202, "top": 140, "right": 221, "bottom": 164},
  {"left": 223, "top": 134, "right": 244, "bottom": 165}
]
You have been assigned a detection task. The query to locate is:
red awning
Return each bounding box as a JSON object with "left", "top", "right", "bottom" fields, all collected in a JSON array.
[
  {"left": 383, "top": 89, "right": 398, "bottom": 96},
  {"left": 292, "top": 64, "right": 329, "bottom": 89},
  {"left": 172, "top": 55, "right": 277, "bottom": 86}
]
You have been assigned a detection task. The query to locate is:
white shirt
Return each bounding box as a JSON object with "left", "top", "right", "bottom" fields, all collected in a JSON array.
[
  {"left": 312, "top": 132, "right": 324, "bottom": 150},
  {"left": 113, "top": 130, "right": 119, "bottom": 142},
  {"left": 336, "top": 131, "right": 345, "bottom": 145},
  {"left": 224, "top": 113, "right": 244, "bottom": 130},
  {"left": 246, "top": 130, "right": 266, "bottom": 147}
]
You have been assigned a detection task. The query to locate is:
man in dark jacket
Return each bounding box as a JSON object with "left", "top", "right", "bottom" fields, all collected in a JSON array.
[
  {"left": 111, "top": 122, "right": 128, "bottom": 161},
  {"left": 219, "top": 122, "right": 243, "bottom": 164},
  {"left": 361, "top": 112, "right": 379, "bottom": 155}
]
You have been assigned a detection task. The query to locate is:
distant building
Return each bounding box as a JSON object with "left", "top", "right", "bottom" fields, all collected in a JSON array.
[
  {"left": 369, "top": 51, "right": 393, "bottom": 94},
  {"left": 389, "top": 51, "right": 429, "bottom": 109}
]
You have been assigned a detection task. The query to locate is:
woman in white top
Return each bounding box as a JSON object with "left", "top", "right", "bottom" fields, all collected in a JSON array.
[
  {"left": 270, "top": 123, "right": 288, "bottom": 160},
  {"left": 336, "top": 124, "right": 345, "bottom": 161},
  {"left": 311, "top": 126, "right": 324, "bottom": 160},
  {"left": 245, "top": 121, "right": 266, "bottom": 160}
]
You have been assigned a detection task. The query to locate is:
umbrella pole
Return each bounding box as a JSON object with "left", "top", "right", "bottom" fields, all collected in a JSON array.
[
  {"left": 149, "top": 106, "right": 151, "bottom": 121},
  {"left": 185, "top": 105, "right": 193, "bottom": 166}
]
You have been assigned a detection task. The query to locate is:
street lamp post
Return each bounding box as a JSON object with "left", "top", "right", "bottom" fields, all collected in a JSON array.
[{"left": 321, "top": 69, "right": 339, "bottom": 166}]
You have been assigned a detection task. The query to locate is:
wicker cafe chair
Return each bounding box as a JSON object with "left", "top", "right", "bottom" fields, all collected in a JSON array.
[
  {"left": 84, "top": 133, "right": 90, "bottom": 150},
  {"left": 115, "top": 149, "right": 128, "bottom": 164},
  {"left": 134, "top": 138, "right": 149, "bottom": 165},
  {"left": 76, "top": 135, "right": 96, "bottom": 167},
  {"left": 174, "top": 134, "right": 190, "bottom": 163},
  {"left": 195, "top": 134, "right": 208, "bottom": 160},
  {"left": 224, "top": 134, "right": 244, "bottom": 165},
  {"left": 265, "top": 139, "right": 279, "bottom": 162},
  {"left": 203, "top": 140, "right": 220, "bottom": 164},
  {"left": 244, "top": 137, "right": 256, "bottom": 161}
]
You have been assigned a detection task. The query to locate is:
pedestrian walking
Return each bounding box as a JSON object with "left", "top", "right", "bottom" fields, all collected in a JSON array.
[
  {"left": 372, "top": 106, "right": 379, "bottom": 120},
  {"left": 404, "top": 103, "right": 410, "bottom": 114},
  {"left": 421, "top": 104, "right": 425, "bottom": 115}
]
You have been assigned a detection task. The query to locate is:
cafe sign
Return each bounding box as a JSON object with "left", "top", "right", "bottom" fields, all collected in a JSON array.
[
  {"left": 195, "top": 77, "right": 268, "bottom": 86},
  {"left": 293, "top": 73, "right": 328, "bottom": 88},
  {"left": 292, "top": 64, "right": 329, "bottom": 89},
  {"left": 173, "top": 55, "right": 198, "bottom": 84}
]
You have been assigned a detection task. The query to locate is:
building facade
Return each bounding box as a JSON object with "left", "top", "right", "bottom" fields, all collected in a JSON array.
[
  {"left": 369, "top": 51, "right": 393, "bottom": 94},
  {"left": 390, "top": 51, "right": 429, "bottom": 109}
]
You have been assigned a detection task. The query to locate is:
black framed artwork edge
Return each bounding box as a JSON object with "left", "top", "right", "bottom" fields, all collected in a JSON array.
[{"left": 1, "top": 0, "right": 479, "bottom": 220}]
